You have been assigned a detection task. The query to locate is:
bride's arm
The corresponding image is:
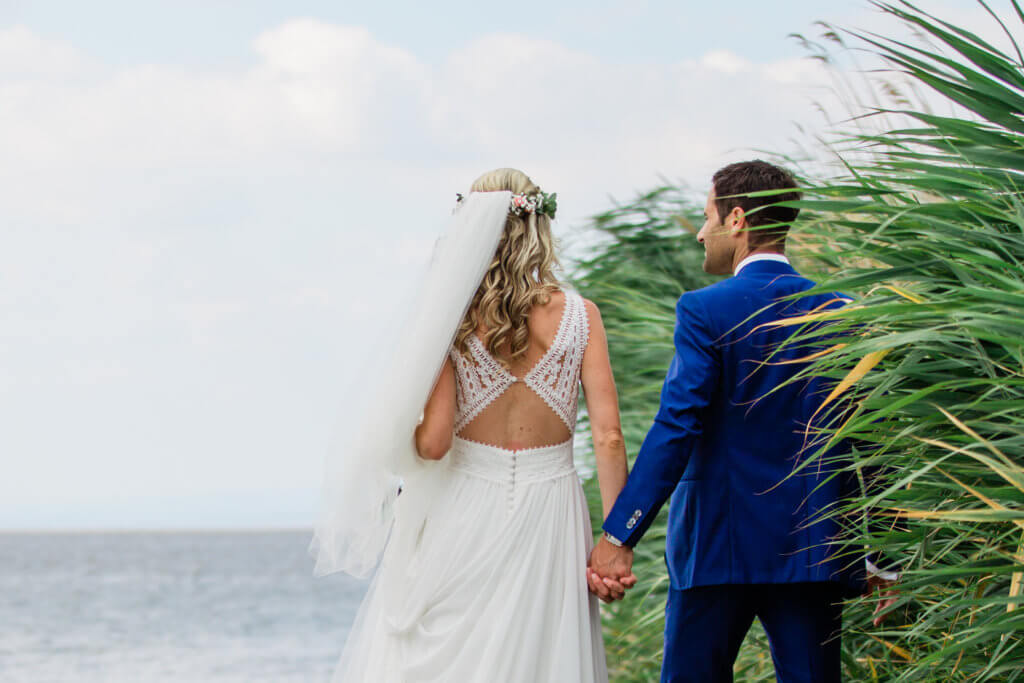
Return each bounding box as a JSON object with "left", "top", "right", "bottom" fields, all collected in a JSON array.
[
  {"left": 580, "top": 299, "right": 629, "bottom": 518},
  {"left": 415, "top": 358, "right": 456, "bottom": 460}
]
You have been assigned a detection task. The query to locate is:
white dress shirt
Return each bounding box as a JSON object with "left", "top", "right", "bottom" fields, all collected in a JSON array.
[{"left": 733, "top": 252, "right": 791, "bottom": 275}]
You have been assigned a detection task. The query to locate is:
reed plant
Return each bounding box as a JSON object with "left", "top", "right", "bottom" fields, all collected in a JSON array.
[
  {"left": 575, "top": 2, "right": 1024, "bottom": 680},
  {"left": 782, "top": 1, "right": 1024, "bottom": 679}
]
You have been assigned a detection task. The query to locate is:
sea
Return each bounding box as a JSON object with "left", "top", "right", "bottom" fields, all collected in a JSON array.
[{"left": 0, "top": 531, "right": 368, "bottom": 683}]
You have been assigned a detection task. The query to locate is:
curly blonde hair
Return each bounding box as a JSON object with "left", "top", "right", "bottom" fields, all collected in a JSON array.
[{"left": 454, "top": 168, "right": 561, "bottom": 364}]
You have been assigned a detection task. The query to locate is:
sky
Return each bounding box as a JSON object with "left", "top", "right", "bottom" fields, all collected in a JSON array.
[{"left": 0, "top": 1, "right": 1001, "bottom": 529}]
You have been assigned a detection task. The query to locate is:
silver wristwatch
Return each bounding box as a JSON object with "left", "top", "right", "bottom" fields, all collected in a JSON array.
[{"left": 602, "top": 531, "right": 624, "bottom": 547}]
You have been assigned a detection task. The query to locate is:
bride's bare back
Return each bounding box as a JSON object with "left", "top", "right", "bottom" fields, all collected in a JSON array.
[{"left": 456, "top": 290, "right": 579, "bottom": 451}]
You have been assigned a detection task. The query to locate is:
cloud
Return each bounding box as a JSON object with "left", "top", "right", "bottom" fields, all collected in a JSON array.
[
  {"left": 1, "top": 5, "right": 1007, "bottom": 527},
  {"left": 0, "top": 21, "right": 841, "bottom": 210},
  {"left": 0, "top": 25, "right": 92, "bottom": 79},
  {"left": 0, "top": 19, "right": 865, "bottom": 527}
]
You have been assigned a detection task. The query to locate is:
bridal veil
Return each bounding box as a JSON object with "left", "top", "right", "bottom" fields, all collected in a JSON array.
[{"left": 310, "top": 190, "right": 512, "bottom": 577}]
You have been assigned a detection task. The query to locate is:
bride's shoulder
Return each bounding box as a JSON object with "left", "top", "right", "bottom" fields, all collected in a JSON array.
[
  {"left": 558, "top": 289, "right": 600, "bottom": 320},
  {"left": 522, "top": 289, "right": 565, "bottom": 331},
  {"left": 540, "top": 288, "right": 600, "bottom": 316},
  {"left": 537, "top": 289, "right": 603, "bottom": 334},
  {"left": 534, "top": 289, "right": 578, "bottom": 316}
]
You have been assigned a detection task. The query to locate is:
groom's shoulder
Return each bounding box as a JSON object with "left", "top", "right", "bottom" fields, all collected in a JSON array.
[
  {"left": 674, "top": 275, "right": 848, "bottom": 323},
  {"left": 672, "top": 277, "right": 735, "bottom": 322},
  {"left": 674, "top": 275, "right": 744, "bottom": 309}
]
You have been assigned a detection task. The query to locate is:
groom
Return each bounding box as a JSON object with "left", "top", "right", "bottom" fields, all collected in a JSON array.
[{"left": 588, "top": 161, "right": 892, "bottom": 682}]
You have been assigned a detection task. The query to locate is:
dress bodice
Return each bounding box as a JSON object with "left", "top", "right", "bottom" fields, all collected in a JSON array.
[{"left": 449, "top": 291, "right": 590, "bottom": 435}]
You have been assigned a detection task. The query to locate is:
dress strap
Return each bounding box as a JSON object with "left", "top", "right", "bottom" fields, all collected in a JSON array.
[
  {"left": 450, "top": 338, "right": 517, "bottom": 433},
  {"left": 523, "top": 291, "right": 589, "bottom": 432}
]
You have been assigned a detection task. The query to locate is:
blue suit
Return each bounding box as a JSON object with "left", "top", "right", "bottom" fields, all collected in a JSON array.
[{"left": 604, "top": 259, "right": 862, "bottom": 682}]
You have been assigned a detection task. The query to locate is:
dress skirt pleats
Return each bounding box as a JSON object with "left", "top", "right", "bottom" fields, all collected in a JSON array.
[{"left": 333, "top": 436, "right": 608, "bottom": 683}]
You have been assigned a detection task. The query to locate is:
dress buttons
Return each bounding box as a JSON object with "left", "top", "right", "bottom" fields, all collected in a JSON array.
[{"left": 508, "top": 452, "right": 517, "bottom": 513}]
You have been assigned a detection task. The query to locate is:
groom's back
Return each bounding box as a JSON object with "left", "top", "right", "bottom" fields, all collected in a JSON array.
[
  {"left": 664, "top": 259, "right": 855, "bottom": 589},
  {"left": 687, "top": 263, "right": 837, "bottom": 480}
]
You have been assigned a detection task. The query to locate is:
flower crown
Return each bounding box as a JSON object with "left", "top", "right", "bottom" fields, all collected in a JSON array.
[{"left": 456, "top": 191, "right": 558, "bottom": 219}]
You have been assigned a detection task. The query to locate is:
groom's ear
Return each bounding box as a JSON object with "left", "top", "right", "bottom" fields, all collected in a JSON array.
[{"left": 728, "top": 207, "right": 747, "bottom": 235}]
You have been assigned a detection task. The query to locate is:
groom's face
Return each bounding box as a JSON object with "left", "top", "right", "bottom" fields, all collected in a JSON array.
[{"left": 698, "top": 189, "right": 736, "bottom": 275}]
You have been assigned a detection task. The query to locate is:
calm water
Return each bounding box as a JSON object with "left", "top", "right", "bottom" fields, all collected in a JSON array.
[{"left": 0, "top": 531, "right": 367, "bottom": 682}]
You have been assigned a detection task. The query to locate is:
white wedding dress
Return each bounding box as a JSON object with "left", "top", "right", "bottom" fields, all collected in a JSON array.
[{"left": 333, "top": 290, "right": 608, "bottom": 683}]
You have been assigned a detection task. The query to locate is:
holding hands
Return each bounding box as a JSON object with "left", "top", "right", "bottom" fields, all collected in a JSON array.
[{"left": 587, "top": 536, "right": 638, "bottom": 603}]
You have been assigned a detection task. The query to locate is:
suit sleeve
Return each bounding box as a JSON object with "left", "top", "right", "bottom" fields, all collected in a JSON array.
[{"left": 602, "top": 292, "right": 719, "bottom": 547}]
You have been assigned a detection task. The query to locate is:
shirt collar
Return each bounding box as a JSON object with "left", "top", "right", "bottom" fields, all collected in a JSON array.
[{"left": 734, "top": 252, "right": 790, "bottom": 276}]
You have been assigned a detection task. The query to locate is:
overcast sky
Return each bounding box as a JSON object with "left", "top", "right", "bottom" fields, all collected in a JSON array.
[{"left": 0, "top": 1, "right": 998, "bottom": 529}]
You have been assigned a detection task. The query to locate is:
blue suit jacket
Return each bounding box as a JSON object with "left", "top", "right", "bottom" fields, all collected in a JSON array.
[{"left": 604, "top": 259, "right": 863, "bottom": 594}]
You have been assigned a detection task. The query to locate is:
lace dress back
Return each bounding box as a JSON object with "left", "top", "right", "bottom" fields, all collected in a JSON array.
[{"left": 449, "top": 290, "right": 589, "bottom": 450}]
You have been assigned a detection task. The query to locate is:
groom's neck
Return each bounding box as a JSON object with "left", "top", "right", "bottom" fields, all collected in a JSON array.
[{"left": 729, "top": 244, "right": 786, "bottom": 274}]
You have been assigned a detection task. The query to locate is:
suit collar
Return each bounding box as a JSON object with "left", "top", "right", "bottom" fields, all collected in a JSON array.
[
  {"left": 734, "top": 252, "right": 790, "bottom": 275},
  {"left": 733, "top": 257, "right": 799, "bottom": 279}
]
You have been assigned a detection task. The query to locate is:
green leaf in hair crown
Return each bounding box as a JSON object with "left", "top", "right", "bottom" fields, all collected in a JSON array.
[{"left": 538, "top": 191, "right": 557, "bottom": 219}]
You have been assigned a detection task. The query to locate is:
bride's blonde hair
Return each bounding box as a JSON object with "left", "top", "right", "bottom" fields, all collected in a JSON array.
[{"left": 454, "top": 168, "right": 561, "bottom": 364}]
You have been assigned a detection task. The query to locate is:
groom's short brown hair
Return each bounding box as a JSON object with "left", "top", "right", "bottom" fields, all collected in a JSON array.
[{"left": 712, "top": 160, "right": 801, "bottom": 248}]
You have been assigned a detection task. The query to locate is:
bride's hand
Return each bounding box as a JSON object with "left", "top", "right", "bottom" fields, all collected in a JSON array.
[
  {"left": 587, "top": 538, "right": 637, "bottom": 602},
  {"left": 586, "top": 569, "right": 637, "bottom": 602}
]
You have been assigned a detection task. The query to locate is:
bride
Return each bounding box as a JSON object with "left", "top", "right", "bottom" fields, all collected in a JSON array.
[{"left": 313, "top": 168, "right": 631, "bottom": 682}]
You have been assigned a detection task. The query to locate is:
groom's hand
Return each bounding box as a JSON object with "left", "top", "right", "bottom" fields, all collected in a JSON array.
[
  {"left": 864, "top": 574, "right": 899, "bottom": 627},
  {"left": 587, "top": 537, "right": 637, "bottom": 603}
]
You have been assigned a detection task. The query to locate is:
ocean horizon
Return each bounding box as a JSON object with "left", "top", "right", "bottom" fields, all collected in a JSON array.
[{"left": 0, "top": 530, "right": 367, "bottom": 682}]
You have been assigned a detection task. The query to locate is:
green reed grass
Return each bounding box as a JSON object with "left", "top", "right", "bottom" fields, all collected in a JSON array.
[
  {"left": 780, "top": 2, "right": 1024, "bottom": 679},
  {"left": 574, "top": 3, "right": 1024, "bottom": 679}
]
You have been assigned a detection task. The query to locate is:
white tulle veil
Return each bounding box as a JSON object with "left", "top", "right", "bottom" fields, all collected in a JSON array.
[{"left": 310, "top": 190, "right": 513, "bottom": 578}]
